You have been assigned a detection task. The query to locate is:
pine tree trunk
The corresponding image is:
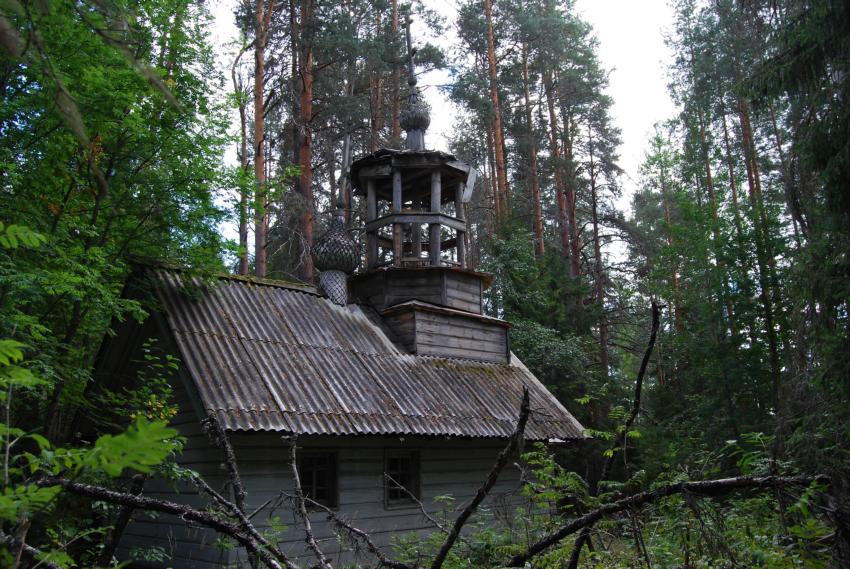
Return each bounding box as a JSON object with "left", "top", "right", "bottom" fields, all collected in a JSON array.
[
  {"left": 297, "top": 0, "right": 315, "bottom": 283},
  {"left": 390, "top": 0, "right": 401, "bottom": 146},
  {"left": 232, "top": 47, "right": 250, "bottom": 276},
  {"left": 522, "top": 43, "right": 544, "bottom": 257},
  {"left": 543, "top": 71, "right": 570, "bottom": 261},
  {"left": 369, "top": 10, "right": 383, "bottom": 153},
  {"left": 721, "top": 111, "right": 745, "bottom": 244},
  {"left": 559, "top": 98, "right": 582, "bottom": 281},
  {"left": 737, "top": 97, "right": 781, "bottom": 410},
  {"left": 483, "top": 0, "right": 508, "bottom": 221},
  {"left": 659, "top": 162, "right": 682, "bottom": 331},
  {"left": 253, "top": 0, "right": 271, "bottom": 278},
  {"left": 485, "top": 123, "right": 497, "bottom": 234},
  {"left": 697, "top": 107, "right": 737, "bottom": 336},
  {"left": 588, "top": 128, "right": 609, "bottom": 381}
]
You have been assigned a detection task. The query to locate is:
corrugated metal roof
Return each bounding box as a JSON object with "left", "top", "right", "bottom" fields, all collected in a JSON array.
[{"left": 149, "top": 268, "right": 585, "bottom": 441}]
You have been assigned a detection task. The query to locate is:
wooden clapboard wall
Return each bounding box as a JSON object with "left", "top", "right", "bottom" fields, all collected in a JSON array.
[
  {"left": 382, "top": 302, "right": 510, "bottom": 363},
  {"left": 119, "top": 381, "right": 528, "bottom": 568},
  {"left": 351, "top": 267, "right": 485, "bottom": 315}
]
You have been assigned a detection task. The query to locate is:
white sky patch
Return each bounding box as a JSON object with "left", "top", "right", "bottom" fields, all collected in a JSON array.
[{"left": 574, "top": 0, "right": 677, "bottom": 213}]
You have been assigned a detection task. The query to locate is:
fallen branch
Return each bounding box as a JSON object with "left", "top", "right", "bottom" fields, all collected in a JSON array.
[
  {"left": 39, "top": 477, "right": 292, "bottom": 569},
  {"left": 506, "top": 474, "right": 829, "bottom": 567},
  {"left": 429, "top": 387, "right": 530, "bottom": 569},
  {"left": 0, "top": 530, "right": 62, "bottom": 569}
]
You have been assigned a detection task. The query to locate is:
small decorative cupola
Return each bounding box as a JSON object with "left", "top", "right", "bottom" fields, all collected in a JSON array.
[{"left": 312, "top": 198, "right": 359, "bottom": 305}]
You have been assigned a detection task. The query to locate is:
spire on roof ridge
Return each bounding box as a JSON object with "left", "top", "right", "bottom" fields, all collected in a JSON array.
[{"left": 400, "top": 15, "right": 429, "bottom": 151}]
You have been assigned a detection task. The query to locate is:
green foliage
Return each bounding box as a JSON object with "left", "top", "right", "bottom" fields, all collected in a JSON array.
[
  {"left": 0, "top": 222, "right": 47, "bottom": 250},
  {"left": 82, "top": 418, "right": 181, "bottom": 477},
  {"left": 390, "top": 445, "right": 830, "bottom": 569}
]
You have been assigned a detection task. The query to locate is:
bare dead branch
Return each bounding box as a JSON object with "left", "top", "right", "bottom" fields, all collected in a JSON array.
[
  {"left": 188, "top": 472, "right": 295, "bottom": 569},
  {"left": 506, "top": 474, "right": 829, "bottom": 567},
  {"left": 39, "top": 477, "right": 289, "bottom": 569},
  {"left": 279, "top": 491, "right": 417, "bottom": 569},
  {"left": 0, "top": 530, "right": 62, "bottom": 569},
  {"left": 191, "top": 452, "right": 295, "bottom": 568},
  {"left": 202, "top": 414, "right": 247, "bottom": 514},
  {"left": 384, "top": 472, "right": 449, "bottom": 536},
  {"left": 602, "top": 300, "right": 662, "bottom": 481},
  {"left": 569, "top": 301, "right": 662, "bottom": 569},
  {"left": 97, "top": 473, "right": 146, "bottom": 566},
  {"left": 285, "top": 435, "right": 333, "bottom": 569},
  {"left": 429, "top": 387, "right": 530, "bottom": 569}
]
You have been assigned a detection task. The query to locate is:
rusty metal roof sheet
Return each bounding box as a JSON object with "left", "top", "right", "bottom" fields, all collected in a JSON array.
[{"left": 148, "top": 268, "right": 585, "bottom": 441}]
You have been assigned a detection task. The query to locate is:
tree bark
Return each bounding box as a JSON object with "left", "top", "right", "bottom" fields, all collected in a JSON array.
[
  {"left": 697, "top": 106, "right": 737, "bottom": 336},
  {"left": 521, "top": 42, "right": 543, "bottom": 257},
  {"left": 483, "top": 0, "right": 508, "bottom": 221},
  {"left": 297, "top": 0, "right": 315, "bottom": 282},
  {"left": 587, "top": 127, "right": 609, "bottom": 381},
  {"left": 390, "top": 0, "right": 401, "bottom": 146},
  {"left": 232, "top": 45, "right": 251, "bottom": 276},
  {"left": 369, "top": 9, "right": 383, "bottom": 153},
  {"left": 254, "top": 0, "right": 274, "bottom": 278},
  {"left": 737, "top": 97, "right": 781, "bottom": 411},
  {"left": 543, "top": 71, "right": 571, "bottom": 262}
]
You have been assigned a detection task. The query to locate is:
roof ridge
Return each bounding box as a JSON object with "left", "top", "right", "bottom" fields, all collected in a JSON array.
[
  {"left": 218, "top": 272, "right": 318, "bottom": 294},
  {"left": 142, "top": 262, "right": 319, "bottom": 295}
]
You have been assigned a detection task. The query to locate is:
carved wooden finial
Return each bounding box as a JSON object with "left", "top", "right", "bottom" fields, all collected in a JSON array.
[{"left": 400, "top": 15, "right": 429, "bottom": 151}]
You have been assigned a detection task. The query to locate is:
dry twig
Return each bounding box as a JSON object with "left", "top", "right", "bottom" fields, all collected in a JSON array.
[
  {"left": 429, "top": 387, "right": 530, "bottom": 569},
  {"left": 506, "top": 474, "right": 828, "bottom": 567},
  {"left": 285, "top": 435, "right": 333, "bottom": 569}
]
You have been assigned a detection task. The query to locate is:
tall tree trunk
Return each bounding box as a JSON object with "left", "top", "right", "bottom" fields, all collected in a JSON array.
[
  {"left": 369, "top": 9, "right": 383, "bottom": 153},
  {"left": 697, "top": 107, "right": 737, "bottom": 337},
  {"left": 588, "top": 128, "right": 609, "bottom": 381},
  {"left": 232, "top": 47, "right": 251, "bottom": 276},
  {"left": 558, "top": 97, "right": 582, "bottom": 281},
  {"left": 521, "top": 43, "right": 543, "bottom": 257},
  {"left": 737, "top": 97, "right": 781, "bottom": 410},
  {"left": 390, "top": 0, "right": 401, "bottom": 146},
  {"left": 253, "top": 0, "right": 273, "bottom": 278},
  {"left": 768, "top": 102, "right": 807, "bottom": 241},
  {"left": 483, "top": 0, "right": 508, "bottom": 221},
  {"left": 297, "top": 0, "right": 315, "bottom": 282},
  {"left": 659, "top": 161, "right": 682, "bottom": 332},
  {"left": 485, "top": 123, "right": 497, "bottom": 234},
  {"left": 543, "top": 71, "right": 571, "bottom": 262},
  {"left": 721, "top": 111, "right": 745, "bottom": 245}
]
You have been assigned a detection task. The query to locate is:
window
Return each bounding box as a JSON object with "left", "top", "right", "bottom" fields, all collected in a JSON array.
[
  {"left": 384, "top": 450, "right": 420, "bottom": 507},
  {"left": 297, "top": 452, "right": 338, "bottom": 508}
]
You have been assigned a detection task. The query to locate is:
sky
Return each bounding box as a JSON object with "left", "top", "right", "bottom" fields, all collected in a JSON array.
[{"left": 208, "top": 0, "right": 678, "bottom": 217}]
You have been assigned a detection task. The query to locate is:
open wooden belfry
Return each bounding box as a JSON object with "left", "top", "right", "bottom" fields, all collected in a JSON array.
[
  {"left": 342, "top": 19, "right": 515, "bottom": 363},
  {"left": 349, "top": 18, "right": 476, "bottom": 271}
]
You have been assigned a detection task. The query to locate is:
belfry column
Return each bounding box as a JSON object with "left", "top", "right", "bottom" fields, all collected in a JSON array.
[
  {"left": 429, "top": 171, "right": 442, "bottom": 266},
  {"left": 392, "top": 168, "right": 403, "bottom": 267}
]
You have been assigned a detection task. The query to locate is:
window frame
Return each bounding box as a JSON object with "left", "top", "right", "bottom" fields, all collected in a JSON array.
[
  {"left": 296, "top": 451, "right": 339, "bottom": 510},
  {"left": 383, "top": 449, "right": 421, "bottom": 509}
]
